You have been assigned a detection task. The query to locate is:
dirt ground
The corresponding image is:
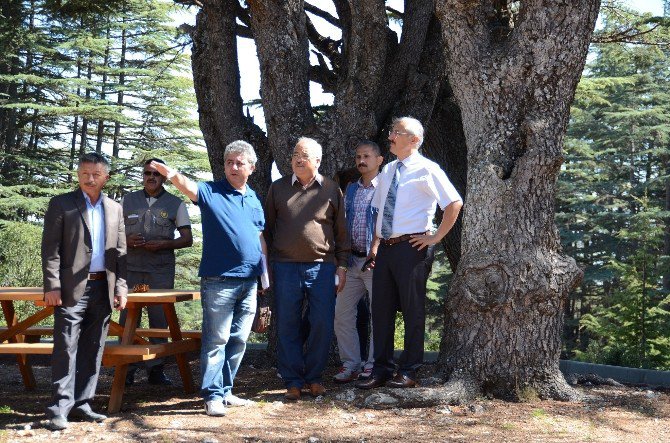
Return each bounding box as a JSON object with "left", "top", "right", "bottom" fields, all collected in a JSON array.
[{"left": 0, "top": 351, "right": 668, "bottom": 442}]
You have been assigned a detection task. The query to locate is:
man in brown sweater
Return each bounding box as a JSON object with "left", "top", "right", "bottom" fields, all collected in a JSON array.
[{"left": 264, "top": 137, "right": 350, "bottom": 401}]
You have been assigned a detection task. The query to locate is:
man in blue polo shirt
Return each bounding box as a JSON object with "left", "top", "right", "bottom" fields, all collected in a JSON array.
[{"left": 150, "top": 140, "right": 267, "bottom": 417}]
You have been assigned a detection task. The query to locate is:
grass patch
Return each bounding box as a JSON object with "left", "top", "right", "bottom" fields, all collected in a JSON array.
[
  {"left": 531, "top": 408, "right": 547, "bottom": 418},
  {"left": 0, "top": 405, "right": 12, "bottom": 414}
]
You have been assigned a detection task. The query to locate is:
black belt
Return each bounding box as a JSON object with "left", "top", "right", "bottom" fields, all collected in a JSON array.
[
  {"left": 351, "top": 249, "right": 367, "bottom": 258},
  {"left": 380, "top": 233, "right": 425, "bottom": 246},
  {"left": 88, "top": 272, "right": 106, "bottom": 281}
]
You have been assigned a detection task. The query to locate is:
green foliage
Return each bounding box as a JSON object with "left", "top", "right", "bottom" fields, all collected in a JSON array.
[
  {"left": 0, "top": 0, "right": 207, "bottom": 220},
  {"left": 0, "top": 221, "right": 44, "bottom": 325},
  {"left": 0, "top": 221, "right": 43, "bottom": 287},
  {"left": 559, "top": 5, "right": 670, "bottom": 370}
]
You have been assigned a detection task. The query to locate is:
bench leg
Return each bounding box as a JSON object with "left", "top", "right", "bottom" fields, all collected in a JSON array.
[
  {"left": 163, "top": 304, "right": 195, "bottom": 394},
  {"left": 1, "top": 301, "right": 36, "bottom": 390},
  {"left": 108, "top": 305, "right": 141, "bottom": 413}
]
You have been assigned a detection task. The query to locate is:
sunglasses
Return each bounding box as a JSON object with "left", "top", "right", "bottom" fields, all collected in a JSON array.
[{"left": 143, "top": 171, "right": 162, "bottom": 177}]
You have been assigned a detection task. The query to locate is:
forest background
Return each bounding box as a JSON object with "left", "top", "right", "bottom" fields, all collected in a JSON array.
[{"left": 1, "top": 0, "right": 669, "bottom": 371}]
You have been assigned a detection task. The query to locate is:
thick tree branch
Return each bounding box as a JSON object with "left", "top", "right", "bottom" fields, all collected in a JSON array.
[
  {"left": 236, "top": 2, "right": 251, "bottom": 27},
  {"left": 236, "top": 24, "right": 253, "bottom": 39},
  {"left": 190, "top": 0, "right": 268, "bottom": 184},
  {"left": 322, "top": 0, "right": 389, "bottom": 172},
  {"left": 304, "top": 2, "right": 340, "bottom": 28},
  {"left": 386, "top": 6, "right": 402, "bottom": 19},
  {"left": 374, "top": 0, "right": 435, "bottom": 124},
  {"left": 305, "top": 14, "right": 341, "bottom": 70},
  {"left": 247, "top": 0, "right": 314, "bottom": 176},
  {"left": 310, "top": 53, "right": 337, "bottom": 93}
]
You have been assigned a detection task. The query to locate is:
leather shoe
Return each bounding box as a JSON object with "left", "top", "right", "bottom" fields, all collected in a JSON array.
[
  {"left": 308, "top": 383, "right": 326, "bottom": 397},
  {"left": 70, "top": 407, "right": 107, "bottom": 422},
  {"left": 49, "top": 415, "right": 68, "bottom": 430},
  {"left": 148, "top": 368, "right": 173, "bottom": 386},
  {"left": 284, "top": 387, "right": 301, "bottom": 401},
  {"left": 386, "top": 373, "right": 417, "bottom": 388},
  {"left": 355, "top": 375, "right": 388, "bottom": 390}
]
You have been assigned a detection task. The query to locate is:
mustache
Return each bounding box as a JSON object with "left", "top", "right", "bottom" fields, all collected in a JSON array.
[{"left": 357, "top": 163, "right": 368, "bottom": 168}]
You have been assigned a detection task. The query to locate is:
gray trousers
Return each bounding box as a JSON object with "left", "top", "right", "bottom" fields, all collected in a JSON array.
[
  {"left": 47, "top": 280, "right": 111, "bottom": 418},
  {"left": 334, "top": 256, "right": 374, "bottom": 371},
  {"left": 119, "top": 270, "right": 174, "bottom": 371}
]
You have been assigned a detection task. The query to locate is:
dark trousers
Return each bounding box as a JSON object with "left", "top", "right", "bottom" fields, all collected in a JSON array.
[
  {"left": 119, "top": 270, "right": 174, "bottom": 371},
  {"left": 47, "top": 280, "right": 111, "bottom": 418},
  {"left": 371, "top": 241, "right": 434, "bottom": 378}
]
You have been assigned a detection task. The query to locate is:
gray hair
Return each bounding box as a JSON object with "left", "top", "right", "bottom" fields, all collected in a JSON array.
[
  {"left": 393, "top": 116, "right": 424, "bottom": 147},
  {"left": 224, "top": 140, "right": 257, "bottom": 166},
  {"left": 79, "top": 152, "right": 110, "bottom": 173},
  {"left": 296, "top": 137, "right": 322, "bottom": 160}
]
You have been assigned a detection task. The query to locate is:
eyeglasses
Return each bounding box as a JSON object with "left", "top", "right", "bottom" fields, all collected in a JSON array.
[
  {"left": 291, "top": 153, "right": 313, "bottom": 160},
  {"left": 143, "top": 171, "right": 162, "bottom": 177},
  {"left": 388, "top": 129, "right": 411, "bottom": 137}
]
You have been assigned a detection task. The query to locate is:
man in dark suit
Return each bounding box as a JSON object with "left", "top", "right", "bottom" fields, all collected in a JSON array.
[{"left": 42, "top": 152, "right": 127, "bottom": 430}]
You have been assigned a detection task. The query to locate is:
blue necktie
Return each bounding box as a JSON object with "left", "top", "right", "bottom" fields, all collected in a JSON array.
[{"left": 381, "top": 162, "right": 403, "bottom": 239}]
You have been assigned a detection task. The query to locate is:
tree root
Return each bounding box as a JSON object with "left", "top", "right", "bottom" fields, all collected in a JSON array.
[
  {"left": 565, "top": 373, "right": 624, "bottom": 388},
  {"left": 354, "top": 377, "right": 478, "bottom": 410}
]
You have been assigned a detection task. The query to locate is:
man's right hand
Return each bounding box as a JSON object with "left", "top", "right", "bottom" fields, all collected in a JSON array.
[
  {"left": 44, "top": 290, "right": 62, "bottom": 306},
  {"left": 127, "top": 233, "right": 146, "bottom": 249},
  {"left": 361, "top": 254, "right": 376, "bottom": 272}
]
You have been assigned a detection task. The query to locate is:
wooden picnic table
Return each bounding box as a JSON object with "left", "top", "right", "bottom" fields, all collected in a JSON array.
[{"left": 0, "top": 287, "right": 201, "bottom": 413}]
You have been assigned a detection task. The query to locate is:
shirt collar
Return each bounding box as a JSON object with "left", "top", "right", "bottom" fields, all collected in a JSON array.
[
  {"left": 357, "top": 175, "right": 378, "bottom": 189},
  {"left": 397, "top": 151, "right": 421, "bottom": 167},
  {"left": 291, "top": 173, "right": 323, "bottom": 187},
  {"left": 218, "top": 177, "right": 249, "bottom": 195},
  {"left": 143, "top": 187, "right": 166, "bottom": 200},
  {"left": 82, "top": 191, "right": 103, "bottom": 208}
]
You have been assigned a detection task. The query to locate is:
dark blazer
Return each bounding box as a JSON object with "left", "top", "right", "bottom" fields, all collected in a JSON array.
[{"left": 42, "top": 190, "right": 127, "bottom": 308}]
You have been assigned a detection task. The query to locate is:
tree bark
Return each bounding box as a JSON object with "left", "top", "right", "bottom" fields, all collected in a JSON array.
[
  {"left": 435, "top": 0, "right": 600, "bottom": 400},
  {"left": 247, "top": 0, "right": 315, "bottom": 176},
  {"left": 190, "top": 0, "right": 269, "bottom": 192}
]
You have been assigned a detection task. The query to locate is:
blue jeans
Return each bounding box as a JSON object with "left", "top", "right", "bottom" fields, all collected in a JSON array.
[
  {"left": 274, "top": 262, "right": 336, "bottom": 388},
  {"left": 200, "top": 276, "right": 257, "bottom": 401}
]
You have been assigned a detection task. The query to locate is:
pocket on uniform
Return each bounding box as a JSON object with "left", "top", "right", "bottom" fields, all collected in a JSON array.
[
  {"left": 154, "top": 216, "right": 174, "bottom": 237},
  {"left": 124, "top": 215, "right": 140, "bottom": 233}
]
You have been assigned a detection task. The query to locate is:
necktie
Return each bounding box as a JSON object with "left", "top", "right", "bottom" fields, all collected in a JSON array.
[{"left": 381, "top": 162, "right": 403, "bottom": 239}]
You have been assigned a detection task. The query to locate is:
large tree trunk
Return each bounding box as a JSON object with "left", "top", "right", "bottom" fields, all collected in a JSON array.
[
  {"left": 435, "top": 1, "right": 600, "bottom": 401},
  {"left": 190, "top": 0, "right": 269, "bottom": 191}
]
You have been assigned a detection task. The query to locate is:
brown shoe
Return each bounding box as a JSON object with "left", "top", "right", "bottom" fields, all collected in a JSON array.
[
  {"left": 355, "top": 375, "right": 388, "bottom": 390},
  {"left": 284, "top": 387, "right": 301, "bottom": 401},
  {"left": 386, "top": 373, "right": 417, "bottom": 388},
  {"left": 308, "top": 383, "right": 326, "bottom": 397}
]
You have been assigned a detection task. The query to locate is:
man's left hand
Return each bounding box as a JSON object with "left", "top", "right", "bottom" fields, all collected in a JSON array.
[
  {"left": 143, "top": 240, "right": 168, "bottom": 251},
  {"left": 336, "top": 267, "right": 347, "bottom": 293},
  {"left": 409, "top": 233, "right": 440, "bottom": 251},
  {"left": 114, "top": 294, "right": 127, "bottom": 311}
]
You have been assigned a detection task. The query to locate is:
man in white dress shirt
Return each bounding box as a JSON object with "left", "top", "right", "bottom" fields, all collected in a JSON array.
[{"left": 356, "top": 117, "right": 463, "bottom": 390}]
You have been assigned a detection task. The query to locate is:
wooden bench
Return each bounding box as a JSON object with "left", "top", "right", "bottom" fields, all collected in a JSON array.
[
  {"left": 0, "top": 343, "right": 53, "bottom": 354},
  {"left": 0, "top": 336, "right": 201, "bottom": 363},
  {"left": 0, "top": 327, "right": 202, "bottom": 340},
  {"left": 101, "top": 339, "right": 200, "bottom": 366}
]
